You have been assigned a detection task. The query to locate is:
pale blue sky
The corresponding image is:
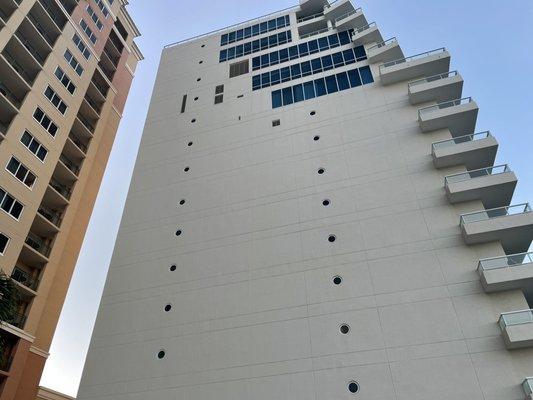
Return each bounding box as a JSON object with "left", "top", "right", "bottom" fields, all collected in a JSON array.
[{"left": 40, "top": 0, "right": 533, "bottom": 396}]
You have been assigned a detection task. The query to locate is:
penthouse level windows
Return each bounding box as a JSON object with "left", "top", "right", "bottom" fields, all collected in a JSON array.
[
  {"left": 253, "top": 47, "right": 367, "bottom": 90},
  {"left": 271, "top": 66, "right": 374, "bottom": 109},
  {"left": 221, "top": 15, "right": 290, "bottom": 46},
  {"left": 219, "top": 30, "right": 292, "bottom": 62},
  {"left": 252, "top": 30, "right": 356, "bottom": 71}
]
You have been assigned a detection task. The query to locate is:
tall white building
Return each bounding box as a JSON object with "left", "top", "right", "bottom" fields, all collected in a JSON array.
[{"left": 78, "top": 1, "right": 533, "bottom": 399}]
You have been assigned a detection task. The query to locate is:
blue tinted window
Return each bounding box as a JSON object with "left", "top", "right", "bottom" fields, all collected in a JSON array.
[
  {"left": 321, "top": 55, "right": 333, "bottom": 71},
  {"left": 359, "top": 66, "right": 374, "bottom": 84},
  {"left": 261, "top": 54, "right": 269, "bottom": 67},
  {"left": 228, "top": 31, "right": 236, "bottom": 43},
  {"left": 348, "top": 69, "right": 361, "bottom": 87},
  {"left": 278, "top": 31, "right": 287, "bottom": 44},
  {"left": 272, "top": 90, "right": 282, "bottom": 108},
  {"left": 268, "top": 35, "right": 277, "bottom": 47},
  {"left": 228, "top": 47, "right": 235, "bottom": 60},
  {"left": 221, "top": 34, "right": 228, "bottom": 46},
  {"left": 332, "top": 52, "right": 344, "bottom": 67},
  {"left": 325, "top": 75, "right": 338, "bottom": 93},
  {"left": 311, "top": 58, "right": 322, "bottom": 73},
  {"left": 252, "top": 40, "right": 260, "bottom": 52},
  {"left": 268, "top": 19, "right": 276, "bottom": 31},
  {"left": 289, "top": 46, "right": 299, "bottom": 60},
  {"left": 318, "top": 37, "right": 329, "bottom": 50},
  {"left": 303, "top": 81, "right": 315, "bottom": 99},
  {"left": 343, "top": 49, "right": 355, "bottom": 64},
  {"left": 252, "top": 24, "right": 260, "bottom": 35},
  {"left": 277, "top": 16, "right": 286, "bottom": 27},
  {"left": 293, "top": 84, "right": 304, "bottom": 102},
  {"left": 261, "top": 72, "right": 270, "bottom": 88},
  {"left": 354, "top": 45, "right": 367, "bottom": 61},
  {"left": 270, "top": 51, "right": 279, "bottom": 65},
  {"left": 252, "top": 57, "right": 260, "bottom": 70},
  {"left": 314, "top": 78, "right": 327, "bottom": 96},
  {"left": 338, "top": 31, "right": 350, "bottom": 45},
  {"left": 236, "top": 44, "right": 244, "bottom": 58},
  {"left": 244, "top": 42, "right": 252, "bottom": 55},
  {"left": 301, "top": 61, "right": 312, "bottom": 77},
  {"left": 282, "top": 87, "right": 293, "bottom": 105},
  {"left": 260, "top": 21, "right": 268, "bottom": 33},
  {"left": 299, "top": 43, "right": 309, "bottom": 57},
  {"left": 328, "top": 34, "right": 340, "bottom": 48},
  {"left": 219, "top": 49, "right": 228, "bottom": 62},
  {"left": 260, "top": 37, "right": 269, "bottom": 50},
  {"left": 236, "top": 30, "right": 244, "bottom": 41},
  {"left": 252, "top": 75, "right": 261, "bottom": 90},
  {"left": 244, "top": 27, "right": 252, "bottom": 38},
  {"left": 279, "top": 48, "right": 289, "bottom": 62},
  {"left": 291, "top": 64, "right": 301, "bottom": 79},
  {"left": 308, "top": 40, "right": 319, "bottom": 54},
  {"left": 337, "top": 72, "right": 350, "bottom": 90},
  {"left": 271, "top": 69, "right": 281, "bottom": 85},
  {"left": 280, "top": 67, "right": 291, "bottom": 82}
]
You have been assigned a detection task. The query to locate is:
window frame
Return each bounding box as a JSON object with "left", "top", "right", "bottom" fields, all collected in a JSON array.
[
  {"left": 0, "top": 187, "right": 24, "bottom": 220},
  {"left": 5, "top": 156, "right": 37, "bottom": 189},
  {"left": 20, "top": 130, "right": 48, "bottom": 163},
  {"left": 0, "top": 232, "right": 9, "bottom": 255}
]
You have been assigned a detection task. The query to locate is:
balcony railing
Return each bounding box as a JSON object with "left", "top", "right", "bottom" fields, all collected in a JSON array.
[
  {"left": 432, "top": 131, "right": 492, "bottom": 151},
  {"left": 77, "top": 114, "right": 95, "bottom": 133},
  {"left": 27, "top": 12, "right": 56, "bottom": 46},
  {"left": 38, "top": 204, "right": 63, "bottom": 227},
  {"left": 0, "top": 81, "right": 22, "bottom": 108},
  {"left": 460, "top": 203, "right": 532, "bottom": 225},
  {"left": 25, "top": 232, "right": 52, "bottom": 257},
  {"left": 418, "top": 97, "right": 474, "bottom": 118},
  {"left": 353, "top": 21, "right": 376, "bottom": 34},
  {"left": 499, "top": 309, "right": 533, "bottom": 330},
  {"left": 334, "top": 7, "right": 362, "bottom": 24},
  {"left": 69, "top": 133, "right": 87, "bottom": 153},
  {"left": 91, "top": 80, "right": 108, "bottom": 98},
  {"left": 0, "top": 121, "right": 7, "bottom": 136},
  {"left": 15, "top": 31, "right": 46, "bottom": 65},
  {"left": 0, "top": 354, "right": 13, "bottom": 372},
  {"left": 11, "top": 266, "right": 40, "bottom": 291},
  {"left": 297, "top": 12, "right": 323, "bottom": 23},
  {"left": 523, "top": 378, "right": 533, "bottom": 396},
  {"left": 84, "top": 95, "right": 101, "bottom": 114},
  {"left": 380, "top": 47, "right": 446, "bottom": 70},
  {"left": 2, "top": 49, "right": 34, "bottom": 85},
  {"left": 38, "top": 0, "right": 66, "bottom": 29},
  {"left": 408, "top": 70, "right": 458, "bottom": 88},
  {"left": 49, "top": 177, "right": 72, "bottom": 199},
  {"left": 368, "top": 37, "right": 397, "bottom": 52},
  {"left": 4, "top": 311, "right": 28, "bottom": 329},
  {"left": 445, "top": 164, "right": 511, "bottom": 185},
  {"left": 478, "top": 252, "right": 533, "bottom": 271},
  {"left": 300, "top": 27, "right": 333, "bottom": 39},
  {"left": 59, "top": 154, "right": 80, "bottom": 175}
]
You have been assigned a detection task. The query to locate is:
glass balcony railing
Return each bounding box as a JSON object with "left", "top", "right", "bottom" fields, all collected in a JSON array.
[
  {"left": 499, "top": 309, "right": 533, "bottom": 330},
  {"left": 11, "top": 266, "right": 40, "bottom": 291},
  {"left": 297, "top": 12, "right": 324, "bottom": 23},
  {"left": 353, "top": 21, "right": 376, "bottom": 34},
  {"left": 367, "top": 37, "right": 397, "bottom": 52},
  {"left": 445, "top": 164, "right": 511, "bottom": 185},
  {"left": 334, "top": 7, "right": 362, "bottom": 24},
  {"left": 460, "top": 203, "right": 532, "bottom": 225},
  {"left": 38, "top": 204, "right": 63, "bottom": 227},
  {"left": 25, "top": 232, "right": 52, "bottom": 257},
  {"left": 432, "top": 131, "right": 492, "bottom": 151},
  {"left": 478, "top": 252, "right": 533, "bottom": 271},
  {"left": 418, "top": 97, "right": 474, "bottom": 118},
  {"left": 49, "top": 177, "right": 72, "bottom": 199},
  {"left": 408, "top": 70, "right": 458, "bottom": 88},
  {"left": 300, "top": 27, "right": 333, "bottom": 39},
  {"left": 523, "top": 378, "right": 533, "bottom": 396},
  {"left": 380, "top": 47, "right": 446, "bottom": 70}
]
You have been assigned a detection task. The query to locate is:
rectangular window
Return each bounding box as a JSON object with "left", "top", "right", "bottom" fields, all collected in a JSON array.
[
  {"left": 229, "top": 60, "right": 249, "bottom": 78},
  {"left": 180, "top": 95, "right": 187, "bottom": 113},
  {"left": 219, "top": 30, "right": 292, "bottom": 62},
  {"left": 220, "top": 15, "right": 290, "bottom": 46},
  {"left": 80, "top": 19, "right": 97, "bottom": 44},
  {"left": 6, "top": 157, "right": 36, "bottom": 189},
  {"left": 95, "top": 0, "right": 110, "bottom": 18},
  {"left": 73, "top": 34, "right": 91, "bottom": 60},
  {"left": 54, "top": 67, "right": 76, "bottom": 95},
  {"left": 0, "top": 232, "right": 9, "bottom": 255},
  {"left": 359, "top": 66, "right": 374, "bottom": 84},
  {"left": 44, "top": 86, "right": 68, "bottom": 114},
  {"left": 0, "top": 187, "right": 24, "bottom": 220},
  {"left": 87, "top": 6, "right": 104, "bottom": 30},
  {"left": 272, "top": 90, "right": 282, "bottom": 109},
  {"left": 64, "top": 50, "right": 84, "bottom": 76},
  {"left": 21, "top": 131, "right": 48, "bottom": 161},
  {"left": 33, "top": 107, "right": 58, "bottom": 137},
  {"left": 214, "top": 85, "right": 224, "bottom": 104}
]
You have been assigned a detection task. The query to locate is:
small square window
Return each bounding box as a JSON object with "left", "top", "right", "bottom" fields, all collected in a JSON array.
[
  {"left": 214, "top": 94, "right": 223, "bottom": 104},
  {"left": 272, "top": 119, "right": 280, "bottom": 127}
]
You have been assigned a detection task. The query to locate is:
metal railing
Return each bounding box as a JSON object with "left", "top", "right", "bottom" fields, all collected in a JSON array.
[
  {"left": 367, "top": 37, "right": 397, "bottom": 52},
  {"left": 2, "top": 49, "right": 34, "bottom": 85},
  {"left": 69, "top": 133, "right": 87, "bottom": 153},
  {"left": 0, "top": 81, "right": 22, "bottom": 108},
  {"left": 49, "top": 177, "right": 72, "bottom": 200},
  {"left": 91, "top": 79, "right": 108, "bottom": 98},
  {"left": 38, "top": 204, "right": 63, "bottom": 227},
  {"left": 335, "top": 7, "right": 362, "bottom": 24},
  {"left": 103, "top": 47, "right": 119, "bottom": 67},
  {"left": 478, "top": 252, "right": 533, "bottom": 271},
  {"left": 38, "top": 0, "right": 66, "bottom": 29},
  {"left": 0, "top": 8, "right": 8, "bottom": 23},
  {"left": 460, "top": 203, "right": 532, "bottom": 225},
  {"left": 15, "top": 31, "right": 46, "bottom": 64},
  {"left": 432, "top": 131, "right": 491, "bottom": 151},
  {"left": 523, "top": 378, "right": 533, "bottom": 396},
  {"left": 499, "top": 309, "right": 533, "bottom": 330},
  {"left": 418, "top": 97, "right": 474, "bottom": 119},
  {"left": 444, "top": 164, "right": 510, "bottom": 185},
  {"left": 84, "top": 95, "right": 102, "bottom": 114},
  {"left": 11, "top": 266, "right": 40, "bottom": 291},
  {"left": 25, "top": 232, "right": 52, "bottom": 257},
  {"left": 380, "top": 47, "right": 446, "bottom": 70},
  {"left": 77, "top": 114, "right": 95, "bottom": 133},
  {"left": 353, "top": 21, "right": 376, "bottom": 34},
  {"left": 0, "top": 121, "right": 7, "bottom": 136},
  {"left": 59, "top": 154, "right": 80, "bottom": 175},
  {"left": 300, "top": 27, "right": 333, "bottom": 40},
  {"left": 408, "top": 70, "right": 458, "bottom": 88},
  {"left": 27, "top": 12, "right": 56, "bottom": 47},
  {"left": 297, "top": 12, "right": 324, "bottom": 23}
]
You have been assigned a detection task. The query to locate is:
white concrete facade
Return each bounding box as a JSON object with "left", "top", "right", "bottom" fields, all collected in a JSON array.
[{"left": 77, "top": 2, "right": 533, "bottom": 399}]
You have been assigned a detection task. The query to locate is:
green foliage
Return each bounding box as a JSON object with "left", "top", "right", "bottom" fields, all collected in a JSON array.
[{"left": 0, "top": 269, "right": 19, "bottom": 323}]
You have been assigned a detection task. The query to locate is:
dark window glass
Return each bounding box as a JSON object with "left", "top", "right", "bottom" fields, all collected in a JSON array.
[
  {"left": 42, "top": 115, "right": 51, "bottom": 128},
  {"left": 228, "top": 31, "right": 236, "bottom": 43},
  {"left": 359, "top": 66, "right": 374, "bottom": 84},
  {"left": 261, "top": 54, "right": 269, "bottom": 68},
  {"left": 303, "top": 81, "right": 315, "bottom": 99},
  {"left": 325, "top": 75, "right": 338, "bottom": 93},
  {"left": 34, "top": 108, "right": 44, "bottom": 121},
  {"left": 270, "top": 51, "right": 279, "bottom": 65},
  {"left": 221, "top": 34, "right": 228, "bottom": 45},
  {"left": 272, "top": 90, "right": 282, "bottom": 108},
  {"left": 301, "top": 61, "right": 312, "bottom": 77},
  {"left": 289, "top": 46, "right": 299, "bottom": 60},
  {"left": 318, "top": 37, "right": 329, "bottom": 50},
  {"left": 252, "top": 40, "right": 260, "bottom": 52},
  {"left": 279, "top": 31, "right": 288, "bottom": 44},
  {"left": 268, "top": 19, "right": 276, "bottom": 31},
  {"left": 314, "top": 78, "right": 327, "bottom": 96},
  {"left": 244, "top": 27, "right": 252, "bottom": 38},
  {"left": 298, "top": 42, "right": 309, "bottom": 57},
  {"left": 271, "top": 69, "right": 281, "bottom": 85},
  {"left": 328, "top": 34, "right": 340, "bottom": 48},
  {"left": 291, "top": 64, "right": 301, "bottom": 80},
  {"left": 243, "top": 42, "right": 252, "bottom": 55},
  {"left": 37, "top": 147, "right": 47, "bottom": 161},
  {"left": 261, "top": 72, "right": 270, "bottom": 88},
  {"left": 337, "top": 72, "right": 350, "bottom": 90},
  {"left": 348, "top": 69, "right": 362, "bottom": 87},
  {"left": 227, "top": 47, "right": 235, "bottom": 60},
  {"left": 1, "top": 195, "right": 14, "bottom": 212},
  {"left": 277, "top": 16, "right": 286, "bottom": 27},
  {"left": 0, "top": 234, "right": 8, "bottom": 253},
  {"left": 311, "top": 58, "right": 322, "bottom": 73},
  {"left": 252, "top": 57, "right": 260, "bottom": 70},
  {"left": 286, "top": 15, "right": 290, "bottom": 24},
  {"left": 252, "top": 24, "right": 260, "bottom": 35},
  {"left": 21, "top": 132, "right": 31, "bottom": 146},
  {"left": 293, "top": 84, "right": 304, "bottom": 102},
  {"left": 343, "top": 49, "right": 355, "bottom": 64},
  {"left": 282, "top": 87, "right": 293, "bottom": 105},
  {"left": 279, "top": 48, "right": 289, "bottom": 62},
  {"left": 6, "top": 158, "right": 18, "bottom": 174},
  {"left": 332, "top": 52, "right": 344, "bottom": 67},
  {"left": 260, "top": 37, "right": 269, "bottom": 50},
  {"left": 11, "top": 201, "right": 23, "bottom": 219},
  {"left": 260, "top": 21, "right": 268, "bottom": 33},
  {"left": 236, "top": 44, "right": 244, "bottom": 58},
  {"left": 280, "top": 67, "right": 291, "bottom": 82},
  {"left": 252, "top": 75, "right": 261, "bottom": 90},
  {"left": 321, "top": 55, "right": 333, "bottom": 71},
  {"left": 354, "top": 45, "right": 366, "bottom": 60},
  {"left": 49, "top": 123, "right": 58, "bottom": 136},
  {"left": 236, "top": 29, "right": 244, "bottom": 41},
  {"left": 308, "top": 40, "right": 319, "bottom": 54},
  {"left": 338, "top": 30, "right": 350, "bottom": 45}
]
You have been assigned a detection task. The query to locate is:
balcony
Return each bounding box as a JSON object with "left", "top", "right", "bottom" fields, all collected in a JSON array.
[
  {"left": 37, "top": 203, "right": 63, "bottom": 231},
  {"left": 58, "top": 0, "right": 77, "bottom": 15},
  {"left": 478, "top": 252, "right": 533, "bottom": 293},
  {"left": 334, "top": 8, "right": 366, "bottom": 31},
  {"left": 300, "top": 26, "right": 333, "bottom": 40},
  {"left": 0, "top": 354, "right": 13, "bottom": 375},
  {"left": 36, "top": 0, "right": 68, "bottom": 31},
  {"left": 0, "top": 52, "right": 31, "bottom": 100},
  {"left": 499, "top": 310, "right": 533, "bottom": 349},
  {"left": 323, "top": 0, "right": 354, "bottom": 20},
  {"left": 432, "top": 131, "right": 498, "bottom": 170},
  {"left": 25, "top": 232, "right": 52, "bottom": 261},
  {"left": 418, "top": 97, "right": 479, "bottom": 136},
  {"left": 296, "top": 12, "right": 326, "bottom": 37},
  {"left": 84, "top": 94, "right": 102, "bottom": 117},
  {"left": 57, "top": 153, "right": 81, "bottom": 180},
  {"left": 65, "top": 133, "right": 88, "bottom": 159},
  {"left": 0, "top": 82, "right": 19, "bottom": 132},
  {"left": 17, "top": 17, "right": 53, "bottom": 64},
  {"left": 28, "top": 2, "right": 61, "bottom": 47},
  {"left": 297, "top": 11, "right": 324, "bottom": 24},
  {"left": 14, "top": 26, "right": 49, "bottom": 67},
  {"left": 3, "top": 312, "right": 27, "bottom": 330},
  {"left": 379, "top": 48, "right": 451, "bottom": 86},
  {"left": 367, "top": 37, "right": 403, "bottom": 64},
  {"left": 351, "top": 22, "right": 383, "bottom": 46},
  {"left": 88, "top": 79, "right": 108, "bottom": 103},
  {"left": 0, "top": 0, "right": 17, "bottom": 25},
  {"left": 523, "top": 378, "right": 533, "bottom": 400},
  {"left": 444, "top": 164, "right": 517, "bottom": 208},
  {"left": 460, "top": 204, "right": 533, "bottom": 253},
  {"left": 2, "top": 40, "right": 40, "bottom": 86},
  {"left": 49, "top": 176, "right": 73, "bottom": 202},
  {"left": 11, "top": 266, "right": 40, "bottom": 294},
  {"left": 408, "top": 71, "right": 463, "bottom": 105}
]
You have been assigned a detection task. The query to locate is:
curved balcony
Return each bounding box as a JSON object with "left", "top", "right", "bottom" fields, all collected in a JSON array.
[
  {"left": 460, "top": 203, "right": 533, "bottom": 253},
  {"left": 408, "top": 71, "right": 464, "bottom": 105},
  {"left": 379, "top": 48, "right": 451, "bottom": 86},
  {"left": 478, "top": 252, "right": 533, "bottom": 293},
  {"left": 499, "top": 310, "right": 533, "bottom": 349},
  {"left": 367, "top": 37, "right": 403, "bottom": 64},
  {"left": 431, "top": 131, "right": 498, "bottom": 170},
  {"left": 444, "top": 164, "right": 517, "bottom": 208},
  {"left": 418, "top": 97, "right": 478, "bottom": 135}
]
